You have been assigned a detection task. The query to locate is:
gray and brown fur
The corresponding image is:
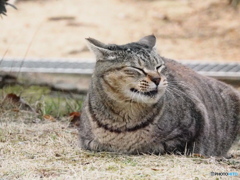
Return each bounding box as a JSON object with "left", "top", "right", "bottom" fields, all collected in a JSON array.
[{"left": 78, "top": 35, "right": 240, "bottom": 157}]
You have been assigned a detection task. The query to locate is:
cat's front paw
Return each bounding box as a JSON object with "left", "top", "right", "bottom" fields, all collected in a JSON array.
[{"left": 81, "top": 138, "right": 111, "bottom": 152}]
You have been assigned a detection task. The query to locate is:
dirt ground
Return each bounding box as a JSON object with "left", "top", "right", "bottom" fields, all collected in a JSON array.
[{"left": 0, "top": 0, "right": 240, "bottom": 63}]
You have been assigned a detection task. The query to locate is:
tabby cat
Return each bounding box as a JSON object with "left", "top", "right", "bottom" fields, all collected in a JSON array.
[{"left": 78, "top": 35, "right": 240, "bottom": 157}]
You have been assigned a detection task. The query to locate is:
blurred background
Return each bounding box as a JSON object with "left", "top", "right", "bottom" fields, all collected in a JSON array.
[
  {"left": 0, "top": 0, "right": 240, "bottom": 62},
  {"left": 0, "top": 0, "right": 240, "bottom": 117}
]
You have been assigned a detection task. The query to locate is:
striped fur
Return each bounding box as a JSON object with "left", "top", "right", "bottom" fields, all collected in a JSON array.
[{"left": 78, "top": 35, "right": 240, "bottom": 156}]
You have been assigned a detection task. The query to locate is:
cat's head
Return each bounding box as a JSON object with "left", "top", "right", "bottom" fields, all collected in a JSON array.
[{"left": 86, "top": 35, "right": 167, "bottom": 104}]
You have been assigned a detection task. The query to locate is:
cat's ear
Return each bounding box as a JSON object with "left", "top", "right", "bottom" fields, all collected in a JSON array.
[
  {"left": 86, "top": 38, "right": 114, "bottom": 60},
  {"left": 138, "top": 35, "right": 156, "bottom": 49}
]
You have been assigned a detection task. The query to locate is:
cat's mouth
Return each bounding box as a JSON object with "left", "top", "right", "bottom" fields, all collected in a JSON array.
[{"left": 130, "top": 88, "right": 158, "bottom": 96}]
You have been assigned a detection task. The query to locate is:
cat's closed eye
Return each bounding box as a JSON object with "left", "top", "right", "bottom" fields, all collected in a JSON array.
[
  {"left": 123, "top": 69, "right": 136, "bottom": 75},
  {"left": 156, "top": 64, "right": 165, "bottom": 72},
  {"left": 123, "top": 67, "right": 143, "bottom": 76}
]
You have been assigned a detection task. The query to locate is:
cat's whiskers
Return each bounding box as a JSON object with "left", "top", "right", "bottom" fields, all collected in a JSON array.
[
  {"left": 166, "top": 85, "right": 189, "bottom": 104},
  {"left": 168, "top": 80, "right": 189, "bottom": 91},
  {"left": 167, "top": 84, "right": 189, "bottom": 98},
  {"left": 165, "top": 88, "right": 181, "bottom": 103},
  {"left": 165, "top": 88, "right": 174, "bottom": 101},
  {"left": 129, "top": 91, "right": 138, "bottom": 115},
  {"left": 168, "top": 80, "right": 188, "bottom": 88}
]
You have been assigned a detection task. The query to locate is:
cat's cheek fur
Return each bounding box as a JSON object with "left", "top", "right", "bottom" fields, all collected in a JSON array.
[{"left": 103, "top": 72, "right": 139, "bottom": 101}]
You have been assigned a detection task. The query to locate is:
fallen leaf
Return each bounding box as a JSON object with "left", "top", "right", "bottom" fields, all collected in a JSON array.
[
  {"left": 6, "top": 93, "right": 20, "bottom": 102},
  {"left": 192, "top": 153, "right": 206, "bottom": 158},
  {"left": 43, "top": 115, "right": 56, "bottom": 122},
  {"left": 12, "top": 108, "right": 20, "bottom": 112},
  {"left": 68, "top": 112, "right": 81, "bottom": 128},
  {"left": 69, "top": 112, "right": 81, "bottom": 117},
  {"left": 1, "top": 93, "right": 34, "bottom": 112}
]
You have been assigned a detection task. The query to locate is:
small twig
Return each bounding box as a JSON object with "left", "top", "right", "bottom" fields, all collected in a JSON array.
[{"left": 18, "top": 22, "right": 43, "bottom": 76}]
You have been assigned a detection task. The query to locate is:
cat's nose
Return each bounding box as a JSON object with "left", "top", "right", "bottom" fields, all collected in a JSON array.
[{"left": 150, "top": 77, "right": 161, "bottom": 86}]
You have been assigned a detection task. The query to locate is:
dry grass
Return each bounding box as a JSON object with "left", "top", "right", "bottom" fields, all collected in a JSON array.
[{"left": 1, "top": 109, "right": 240, "bottom": 180}]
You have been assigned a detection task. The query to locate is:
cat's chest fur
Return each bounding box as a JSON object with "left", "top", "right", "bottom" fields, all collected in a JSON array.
[{"left": 84, "top": 105, "right": 158, "bottom": 153}]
